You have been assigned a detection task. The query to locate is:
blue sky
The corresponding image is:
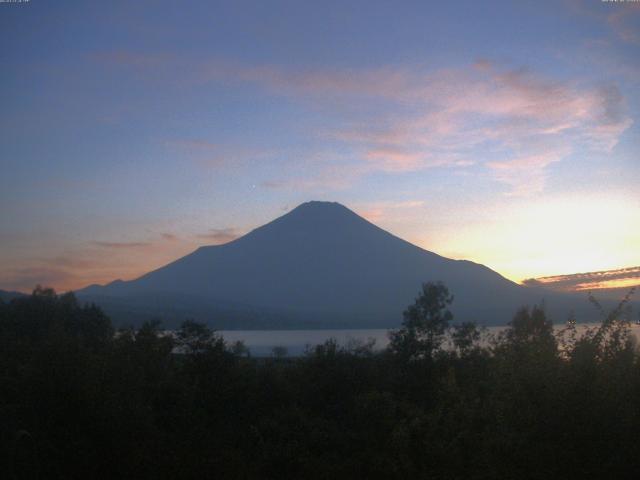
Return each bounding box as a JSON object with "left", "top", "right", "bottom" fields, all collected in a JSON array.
[{"left": 1, "top": 0, "right": 639, "bottom": 292}]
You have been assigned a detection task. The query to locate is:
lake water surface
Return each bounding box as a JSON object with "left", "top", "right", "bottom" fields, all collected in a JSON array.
[{"left": 219, "top": 324, "right": 640, "bottom": 357}]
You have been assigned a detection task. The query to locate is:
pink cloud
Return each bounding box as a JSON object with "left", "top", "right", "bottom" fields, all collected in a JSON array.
[
  {"left": 99, "top": 52, "right": 632, "bottom": 194},
  {"left": 524, "top": 265, "right": 640, "bottom": 292},
  {"left": 486, "top": 148, "right": 569, "bottom": 196},
  {"left": 324, "top": 64, "right": 631, "bottom": 191}
]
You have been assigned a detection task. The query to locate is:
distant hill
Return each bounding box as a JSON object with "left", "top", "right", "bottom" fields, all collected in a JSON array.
[
  {"left": 76, "top": 201, "right": 616, "bottom": 328},
  {"left": 0, "top": 289, "right": 27, "bottom": 302}
]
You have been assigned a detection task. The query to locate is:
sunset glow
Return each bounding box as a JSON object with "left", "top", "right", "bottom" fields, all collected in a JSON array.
[
  {"left": 574, "top": 278, "right": 639, "bottom": 291},
  {"left": 527, "top": 265, "right": 640, "bottom": 292},
  {"left": 1, "top": 0, "right": 639, "bottom": 293}
]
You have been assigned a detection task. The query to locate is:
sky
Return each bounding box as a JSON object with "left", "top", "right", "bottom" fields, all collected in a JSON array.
[{"left": 1, "top": 0, "right": 639, "bottom": 293}]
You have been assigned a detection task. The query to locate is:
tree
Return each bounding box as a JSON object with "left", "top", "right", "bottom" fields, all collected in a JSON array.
[
  {"left": 452, "top": 321, "right": 482, "bottom": 357},
  {"left": 176, "top": 319, "right": 224, "bottom": 355},
  {"left": 389, "top": 282, "right": 453, "bottom": 360},
  {"left": 230, "top": 340, "right": 250, "bottom": 357},
  {"left": 271, "top": 345, "right": 288, "bottom": 358},
  {"left": 501, "top": 305, "right": 556, "bottom": 358}
]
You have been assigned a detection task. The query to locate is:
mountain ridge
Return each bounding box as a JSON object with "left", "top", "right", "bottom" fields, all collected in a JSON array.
[{"left": 76, "top": 200, "right": 583, "bottom": 328}]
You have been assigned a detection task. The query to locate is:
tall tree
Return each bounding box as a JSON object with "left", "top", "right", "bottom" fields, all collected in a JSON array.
[{"left": 389, "top": 282, "right": 454, "bottom": 361}]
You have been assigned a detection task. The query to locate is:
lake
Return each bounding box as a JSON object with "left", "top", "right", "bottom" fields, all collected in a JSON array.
[{"left": 218, "top": 323, "right": 640, "bottom": 357}]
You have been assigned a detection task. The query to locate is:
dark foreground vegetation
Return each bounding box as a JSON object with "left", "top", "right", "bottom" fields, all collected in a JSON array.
[{"left": 1, "top": 284, "right": 639, "bottom": 479}]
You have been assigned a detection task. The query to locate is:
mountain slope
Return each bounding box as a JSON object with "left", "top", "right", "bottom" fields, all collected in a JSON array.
[
  {"left": 0, "top": 289, "right": 28, "bottom": 302},
  {"left": 77, "top": 201, "right": 568, "bottom": 328}
]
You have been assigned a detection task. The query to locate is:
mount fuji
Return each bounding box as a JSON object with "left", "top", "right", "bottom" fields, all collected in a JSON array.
[{"left": 77, "top": 201, "right": 574, "bottom": 328}]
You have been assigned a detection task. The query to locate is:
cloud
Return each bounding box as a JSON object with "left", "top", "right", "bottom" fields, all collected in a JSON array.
[
  {"left": 161, "top": 233, "right": 178, "bottom": 241},
  {"left": 523, "top": 266, "right": 640, "bottom": 291},
  {"left": 568, "top": 0, "right": 640, "bottom": 45},
  {"left": 607, "top": 3, "right": 640, "bottom": 45},
  {"left": 290, "top": 62, "right": 630, "bottom": 192},
  {"left": 196, "top": 228, "right": 241, "bottom": 244},
  {"left": 92, "top": 241, "right": 152, "bottom": 249},
  {"left": 100, "top": 52, "right": 633, "bottom": 194},
  {"left": 486, "top": 149, "right": 569, "bottom": 197}
]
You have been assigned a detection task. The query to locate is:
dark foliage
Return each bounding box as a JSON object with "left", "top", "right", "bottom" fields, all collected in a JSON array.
[
  {"left": 389, "top": 281, "right": 454, "bottom": 361},
  {"left": 1, "top": 284, "right": 639, "bottom": 479}
]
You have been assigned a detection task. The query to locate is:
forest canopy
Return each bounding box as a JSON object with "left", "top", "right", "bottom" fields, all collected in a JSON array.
[{"left": 1, "top": 284, "right": 638, "bottom": 479}]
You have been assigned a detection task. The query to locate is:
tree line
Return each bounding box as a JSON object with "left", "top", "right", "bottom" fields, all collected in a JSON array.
[{"left": 1, "top": 283, "right": 639, "bottom": 479}]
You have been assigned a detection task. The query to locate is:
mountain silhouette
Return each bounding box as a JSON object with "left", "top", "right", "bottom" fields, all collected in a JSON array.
[
  {"left": 0, "top": 289, "right": 27, "bottom": 302},
  {"left": 77, "top": 201, "right": 575, "bottom": 328}
]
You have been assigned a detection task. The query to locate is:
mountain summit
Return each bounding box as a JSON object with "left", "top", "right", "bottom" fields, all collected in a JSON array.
[{"left": 78, "top": 201, "right": 551, "bottom": 327}]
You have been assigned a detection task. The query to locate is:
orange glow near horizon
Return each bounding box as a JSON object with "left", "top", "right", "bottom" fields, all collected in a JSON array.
[
  {"left": 422, "top": 193, "right": 640, "bottom": 285},
  {"left": 573, "top": 278, "right": 640, "bottom": 291},
  {"left": 3, "top": 193, "right": 640, "bottom": 294}
]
